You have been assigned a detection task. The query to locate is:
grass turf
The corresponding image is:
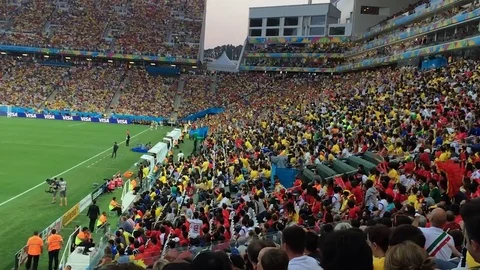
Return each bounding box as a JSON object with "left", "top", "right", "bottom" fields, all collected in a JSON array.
[{"left": 0, "top": 117, "right": 192, "bottom": 270}]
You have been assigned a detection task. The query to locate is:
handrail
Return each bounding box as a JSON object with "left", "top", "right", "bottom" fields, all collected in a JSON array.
[{"left": 58, "top": 226, "right": 81, "bottom": 270}]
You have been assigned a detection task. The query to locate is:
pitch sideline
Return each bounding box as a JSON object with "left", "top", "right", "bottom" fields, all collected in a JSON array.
[{"left": 0, "top": 127, "right": 150, "bottom": 207}]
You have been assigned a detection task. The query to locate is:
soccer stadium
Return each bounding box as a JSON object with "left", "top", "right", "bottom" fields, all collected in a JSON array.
[{"left": 2, "top": 0, "right": 480, "bottom": 269}]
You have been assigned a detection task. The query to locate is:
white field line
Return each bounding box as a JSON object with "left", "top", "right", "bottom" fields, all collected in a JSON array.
[
  {"left": 0, "top": 128, "right": 150, "bottom": 207},
  {"left": 68, "top": 123, "right": 87, "bottom": 127}
]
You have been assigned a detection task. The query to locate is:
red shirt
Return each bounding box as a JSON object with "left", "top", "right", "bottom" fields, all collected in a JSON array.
[
  {"left": 419, "top": 152, "right": 430, "bottom": 166},
  {"left": 348, "top": 206, "right": 361, "bottom": 219},
  {"left": 386, "top": 187, "right": 394, "bottom": 198},
  {"left": 185, "top": 186, "right": 194, "bottom": 197},
  {"left": 351, "top": 186, "right": 363, "bottom": 205},
  {"left": 443, "top": 222, "right": 461, "bottom": 232},
  {"left": 312, "top": 201, "right": 321, "bottom": 215}
]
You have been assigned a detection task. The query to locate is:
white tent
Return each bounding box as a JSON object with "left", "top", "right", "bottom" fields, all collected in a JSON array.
[{"left": 207, "top": 51, "right": 238, "bottom": 73}]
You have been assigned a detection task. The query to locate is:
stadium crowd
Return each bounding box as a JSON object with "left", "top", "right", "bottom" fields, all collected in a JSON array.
[
  {"left": 0, "top": 0, "right": 204, "bottom": 58},
  {"left": 77, "top": 57, "right": 480, "bottom": 270},
  {"left": 47, "top": 65, "right": 124, "bottom": 113},
  {"left": 114, "top": 68, "right": 177, "bottom": 118},
  {"left": 242, "top": 1, "right": 479, "bottom": 69},
  {"left": 0, "top": 56, "right": 65, "bottom": 109},
  {"left": 348, "top": 3, "right": 478, "bottom": 55}
]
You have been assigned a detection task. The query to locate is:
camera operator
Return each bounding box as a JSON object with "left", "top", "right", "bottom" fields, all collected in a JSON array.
[{"left": 46, "top": 178, "right": 60, "bottom": 204}]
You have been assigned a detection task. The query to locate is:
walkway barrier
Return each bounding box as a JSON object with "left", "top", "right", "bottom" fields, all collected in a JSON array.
[{"left": 58, "top": 226, "right": 81, "bottom": 270}]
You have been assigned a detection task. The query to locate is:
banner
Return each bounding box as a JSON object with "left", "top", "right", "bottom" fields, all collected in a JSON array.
[
  {"left": 40, "top": 217, "right": 63, "bottom": 241},
  {"left": 4, "top": 112, "right": 130, "bottom": 124},
  {"left": 91, "top": 182, "right": 106, "bottom": 201},
  {"left": 62, "top": 203, "right": 80, "bottom": 227},
  {"left": 79, "top": 194, "right": 93, "bottom": 212},
  {"left": 0, "top": 44, "right": 197, "bottom": 64}
]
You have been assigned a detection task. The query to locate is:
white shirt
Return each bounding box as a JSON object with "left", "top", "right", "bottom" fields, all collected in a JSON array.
[
  {"left": 217, "top": 197, "right": 231, "bottom": 208},
  {"left": 377, "top": 199, "right": 388, "bottom": 217},
  {"left": 332, "top": 194, "right": 341, "bottom": 212},
  {"left": 419, "top": 227, "right": 454, "bottom": 261},
  {"left": 288, "top": 255, "right": 323, "bottom": 270},
  {"left": 177, "top": 152, "right": 184, "bottom": 162},
  {"left": 188, "top": 218, "right": 203, "bottom": 239}
]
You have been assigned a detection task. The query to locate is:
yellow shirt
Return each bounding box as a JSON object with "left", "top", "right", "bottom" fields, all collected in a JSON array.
[
  {"left": 245, "top": 141, "right": 253, "bottom": 150},
  {"left": 439, "top": 152, "right": 450, "bottom": 162},
  {"left": 250, "top": 170, "right": 259, "bottom": 179},
  {"left": 373, "top": 256, "right": 385, "bottom": 270},
  {"left": 407, "top": 194, "right": 417, "bottom": 205},
  {"left": 202, "top": 161, "right": 209, "bottom": 172},
  {"left": 331, "top": 144, "right": 340, "bottom": 154},
  {"left": 388, "top": 169, "right": 400, "bottom": 183},
  {"left": 467, "top": 252, "right": 480, "bottom": 268},
  {"left": 240, "top": 158, "right": 249, "bottom": 168}
]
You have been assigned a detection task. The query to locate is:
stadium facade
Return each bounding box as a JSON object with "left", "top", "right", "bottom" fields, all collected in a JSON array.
[{"left": 239, "top": 0, "right": 480, "bottom": 73}]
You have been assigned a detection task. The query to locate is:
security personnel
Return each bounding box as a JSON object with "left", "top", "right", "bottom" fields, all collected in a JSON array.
[
  {"left": 96, "top": 212, "right": 108, "bottom": 229},
  {"left": 25, "top": 231, "right": 43, "bottom": 270},
  {"left": 47, "top": 229, "right": 63, "bottom": 270},
  {"left": 75, "top": 227, "right": 94, "bottom": 255},
  {"left": 86, "top": 200, "right": 100, "bottom": 232}
]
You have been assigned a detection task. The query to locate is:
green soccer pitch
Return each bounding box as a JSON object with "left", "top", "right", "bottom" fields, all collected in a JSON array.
[{"left": 0, "top": 117, "right": 192, "bottom": 270}]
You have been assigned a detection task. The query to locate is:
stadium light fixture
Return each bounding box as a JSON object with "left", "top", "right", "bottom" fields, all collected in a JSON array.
[
  {"left": 192, "top": 66, "right": 197, "bottom": 69},
  {"left": 0, "top": 52, "right": 6, "bottom": 55},
  {"left": 171, "top": 64, "right": 176, "bottom": 67},
  {"left": 108, "top": 59, "right": 113, "bottom": 63},
  {"left": 65, "top": 56, "right": 71, "bottom": 60},
  {"left": 44, "top": 55, "right": 49, "bottom": 58},
  {"left": 129, "top": 61, "right": 134, "bottom": 64},
  {"left": 22, "top": 53, "right": 28, "bottom": 56},
  {"left": 87, "top": 58, "right": 92, "bottom": 61}
]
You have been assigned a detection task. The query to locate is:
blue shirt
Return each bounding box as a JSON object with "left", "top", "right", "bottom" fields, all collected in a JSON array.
[{"left": 117, "top": 255, "right": 130, "bottom": 264}]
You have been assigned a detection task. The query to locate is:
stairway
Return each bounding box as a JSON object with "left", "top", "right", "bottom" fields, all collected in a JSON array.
[
  {"left": 169, "top": 77, "right": 185, "bottom": 123},
  {"left": 210, "top": 73, "right": 217, "bottom": 93},
  {"left": 39, "top": 85, "right": 61, "bottom": 111},
  {"left": 65, "top": 247, "right": 92, "bottom": 270},
  {"left": 106, "top": 70, "right": 130, "bottom": 116}
]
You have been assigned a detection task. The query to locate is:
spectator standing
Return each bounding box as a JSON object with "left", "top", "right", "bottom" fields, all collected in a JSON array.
[
  {"left": 47, "top": 229, "right": 63, "bottom": 270},
  {"left": 188, "top": 212, "right": 203, "bottom": 245},
  {"left": 87, "top": 200, "right": 100, "bottom": 232},
  {"left": 258, "top": 248, "right": 289, "bottom": 270},
  {"left": 384, "top": 241, "right": 435, "bottom": 270},
  {"left": 460, "top": 198, "right": 480, "bottom": 266},
  {"left": 25, "top": 231, "right": 43, "bottom": 270},
  {"left": 418, "top": 208, "right": 457, "bottom": 261},
  {"left": 320, "top": 229, "right": 373, "bottom": 270},
  {"left": 366, "top": 225, "right": 390, "bottom": 270},
  {"left": 281, "top": 226, "right": 322, "bottom": 270}
]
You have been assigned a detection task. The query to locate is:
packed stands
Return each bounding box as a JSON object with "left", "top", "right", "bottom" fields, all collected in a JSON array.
[
  {"left": 4, "top": 0, "right": 480, "bottom": 268},
  {"left": 79, "top": 58, "right": 480, "bottom": 270},
  {"left": 0, "top": 57, "right": 65, "bottom": 108},
  {"left": 0, "top": 0, "right": 204, "bottom": 59},
  {"left": 47, "top": 65, "right": 124, "bottom": 113},
  {"left": 178, "top": 75, "right": 212, "bottom": 117},
  {"left": 115, "top": 68, "right": 177, "bottom": 118}
]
